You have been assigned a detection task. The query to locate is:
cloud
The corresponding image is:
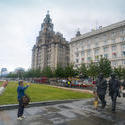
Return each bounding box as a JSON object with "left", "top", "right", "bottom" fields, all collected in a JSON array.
[{"left": 0, "top": 0, "right": 124, "bottom": 71}]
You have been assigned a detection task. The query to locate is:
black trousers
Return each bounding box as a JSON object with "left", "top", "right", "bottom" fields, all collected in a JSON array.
[
  {"left": 111, "top": 92, "right": 117, "bottom": 111},
  {"left": 17, "top": 99, "right": 24, "bottom": 117},
  {"left": 98, "top": 95, "right": 106, "bottom": 108}
]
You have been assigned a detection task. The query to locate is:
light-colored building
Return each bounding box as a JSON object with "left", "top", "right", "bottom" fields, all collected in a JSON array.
[
  {"left": 1, "top": 68, "right": 8, "bottom": 77},
  {"left": 70, "top": 20, "right": 125, "bottom": 68},
  {"left": 32, "top": 11, "right": 69, "bottom": 70}
]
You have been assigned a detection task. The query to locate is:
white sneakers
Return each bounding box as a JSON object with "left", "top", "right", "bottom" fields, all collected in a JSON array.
[
  {"left": 17, "top": 117, "right": 23, "bottom": 120},
  {"left": 17, "top": 116, "right": 26, "bottom": 120},
  {"left": 21, "top": 115, "right": 26, "bottom": 118}
]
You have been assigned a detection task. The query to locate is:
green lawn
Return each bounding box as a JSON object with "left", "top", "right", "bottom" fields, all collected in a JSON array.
[{"left": 0, "top": 82, "right": 93, "bottom": 105}]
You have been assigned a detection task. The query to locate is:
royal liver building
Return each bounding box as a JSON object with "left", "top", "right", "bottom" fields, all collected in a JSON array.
[{"left": 32, "top": 12, "right": 69, "bottom": 70}]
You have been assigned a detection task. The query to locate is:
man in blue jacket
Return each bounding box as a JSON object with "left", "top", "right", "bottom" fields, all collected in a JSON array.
[{"left": 17, "top": 81, "right": 29, "bottom": 120}]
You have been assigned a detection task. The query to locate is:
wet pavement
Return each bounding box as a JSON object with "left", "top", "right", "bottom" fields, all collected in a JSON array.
[{"left": 0, "top": 97, "right": 125, "bottom": 125}]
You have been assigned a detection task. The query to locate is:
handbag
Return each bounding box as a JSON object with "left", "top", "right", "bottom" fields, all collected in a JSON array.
[{"left": 22, "top": 94, "right": 30, "bottom": 107}]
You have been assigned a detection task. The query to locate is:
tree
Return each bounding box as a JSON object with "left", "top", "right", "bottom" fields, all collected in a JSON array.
[
  {"left": 114, "top": 66, "right": 123, "bottom": 80},
  {"left": 54, "top": 65, "right": 65, "bottom": 78},
  {"left": 79, "top": 63, "right": 88, "bottom": 78},
  {"left": 64, "top": 64, "right": 78, "bottom": 77},
  {"left": 24, "top": 69, "right": 35, "bottom": 78},
  {"left": 98, "top": 57, "right": 112, "bottom": 77},
  {"left": 42, "top": 66, "right": 53, "bottom": 78},
  {"left": 87, "top": 62, "right": 99, "bottom": 80},
  {"left": 34, "top": 69, "right": 42, "bottom": 77},
  {"left": 122, "top": 68, "right": 125, "bottom": 80},
  {"left": 23, "top": 69, "right": 42, "bottom": 78},
  {"left": 6, "top": 72, "right": 18, "bottom": 78}
]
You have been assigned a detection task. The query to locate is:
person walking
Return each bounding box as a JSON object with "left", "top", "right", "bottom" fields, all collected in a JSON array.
[
  {"left": 93, "top": 88, "right": 98, "bottom": 110},
  {"left": 109, "top": 73, "right": 121, "bottom": 112},
  {"left": 96, "top": 73, "right": 107, "bottom": 109},
  {"left": 17, "top": 81, "right": 29, "bottom": 120},
  {"left": 0, "top": 81, "right": 8, "bottom": 95}
]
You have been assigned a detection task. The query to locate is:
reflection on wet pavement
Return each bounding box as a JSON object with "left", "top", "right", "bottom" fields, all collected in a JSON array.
[{"left": 0, "top": 98, "right": 125, "bottom": 125}]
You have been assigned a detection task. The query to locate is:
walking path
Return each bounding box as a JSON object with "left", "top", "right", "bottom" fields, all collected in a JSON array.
[
  {"left": 0, "top": 97, "right": 125, "bottom": 125},
  {"left": 47, "top": 85, "right": 94, "bottom": 94}
]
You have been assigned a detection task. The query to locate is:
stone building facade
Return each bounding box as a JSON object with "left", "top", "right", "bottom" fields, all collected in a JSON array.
[
  {"left": 32, "top": 12, "right": 69, "bottom": 70},
  {"left": 70, "top": 20, "right": 125, "bottom": 68}
]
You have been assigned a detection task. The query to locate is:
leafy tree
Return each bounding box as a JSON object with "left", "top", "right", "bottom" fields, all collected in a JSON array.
[
  {"left": 24, "top": 69, "right": 35, "bottom": 78},
  {"left": 98, "top": 57, "right": 112, "bottom": 77},
  {"left": 87, "top": 62, "right": 99, "bottom": 80},
  {"left": 42, "top": 66, "right": 53, "bottom": 78},
  {"left": 122, "top": 68, "right": 125, "bottom": 80},
  {"left": 34, "top": 69, "right": 42, "bottom": 77},
  {"left": 114, "top": 66, "right": 123, "bottom": 80},
  {"left": 78, "top": 63, "right": 88, "bottom": 78},
  {"left": 6, "top": 72, "right": 18, "bottom": 78},
  {"left": 54, "top": 65, "right": 65, "bottom": 78},
  {"left": 23, "top": 69, "right": 42, "bottom": 78},
  {"left": 64, "top": 64, "right": 78, "bottom": 77}
]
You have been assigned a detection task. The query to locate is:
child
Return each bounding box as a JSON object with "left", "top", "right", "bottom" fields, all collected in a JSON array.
[{"left": 93, "top": 89, "right": 98, "bottom": 110}]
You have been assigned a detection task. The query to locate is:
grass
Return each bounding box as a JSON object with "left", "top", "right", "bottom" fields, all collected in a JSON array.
[{"left": 0, "top": 81, "right": 93, "bottom": 105}]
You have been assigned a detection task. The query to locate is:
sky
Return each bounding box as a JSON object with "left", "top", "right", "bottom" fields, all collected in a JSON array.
[{"left": 0, "top": 0, "right": 125, "bottom": 72}]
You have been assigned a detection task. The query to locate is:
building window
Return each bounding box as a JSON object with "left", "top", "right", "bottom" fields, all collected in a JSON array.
[
  {"left": 103, "top": 47, "right": 108, "bottom": 52},
  {"left": 81, "top": 51, "right": 84, "bottom": 56},
  {"left": 94, "top": 49, "right": 99, "bottom": 55},
  {"left": 75, "top": 52, "right": 79, "bottom": 57},
  {"left": 81, "top": 58, "right": 84, "bottom": 61},
  {"left": 120, "top": 37, "right": 125, "bottom": 42},
  {"left": 87, "top": 57, "right": 92, "bottom": 61},
  {"left": 87, "top": 41, "right": 91, "bottom": 49},
  {"left": 76, "top": 48, "right": 78, "bottom": 51},
  {"left": 112, "top": 39, "right": 115, "bottom": 43},
  {"left": 95, "top": 42, "right": 98, "bottom": 47},
  {"left": 112, "top": 45, "right": 116, "bottom": 52},
  {"left": 121, "top": 29, "right": 125, "bottom": 35},
  {"left": 81, "top": 46, "right": 84, "bottom": 51},
  {"left": 112, "top": 61, "right": 117, "bottom": 66},
  {"left": 122, "top": 51, "right": 125, "bottom": 57},
  {"left": 103, "top": 40, "right": 107, "bottom": 45},
  {"left": 122, "top": 60, "right": 125, "bottom": 65},
  {"left": 76, "top": 59, "right": 79, "bottom": 63},
  {"left": 112, "top": 52, "right": 117, "bottom": 58},
  {"left": 87, "top": 50, "right": 91, "bottom": 56},
  {"left": 111, "top": 32, "right": 116, "bottom": 37},
  {"left": 122, "top": 44, "right": 125, "bottom": 50},
  {"left": 104, "top": 54, "right": 108, "bottom": 58}
]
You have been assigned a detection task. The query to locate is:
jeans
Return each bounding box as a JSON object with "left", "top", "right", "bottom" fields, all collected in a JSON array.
[{"left": 17, "top": 99, "right": 24, "bottom": 117}]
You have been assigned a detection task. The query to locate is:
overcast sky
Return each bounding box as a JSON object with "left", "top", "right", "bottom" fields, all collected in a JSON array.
[{"left": 0, "top": 0, "right": 125, "bottom": 72}]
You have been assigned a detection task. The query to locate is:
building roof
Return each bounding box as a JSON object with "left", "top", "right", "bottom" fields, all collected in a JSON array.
[{"left": 70, "top": 20, "right": 125, "bottom": 43}]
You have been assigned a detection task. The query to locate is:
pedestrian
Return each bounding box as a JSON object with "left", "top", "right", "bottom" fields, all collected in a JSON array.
[
  {"left": 109, "top": 73, "right": 121, "bottom": 112},
  {"left": 17, "top": 81, "right": 29, "bottom": 120},
  {"left": 0, "top": 80, "right": 8, "bottom": 95},
  {"left": 93, "top": 88, "right": 98, "bottom": 110},
  {"left": 96, "top": 73, "right": 107, "bottom": 109}
]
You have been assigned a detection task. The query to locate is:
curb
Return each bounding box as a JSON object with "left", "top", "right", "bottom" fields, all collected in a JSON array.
[
  {"left": 46, "top": 85, "right": 94, "bottom": 94},
  {"left": 0, "top": 99, "right": 82, "bottom": 111}
]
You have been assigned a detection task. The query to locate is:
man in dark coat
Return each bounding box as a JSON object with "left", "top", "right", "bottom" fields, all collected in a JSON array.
[
  {"left": 109, "top": 73, "right": 121, "bottom": 112},
  {"left": 96, "top": 73, "right": 107, "bottom": 109}
]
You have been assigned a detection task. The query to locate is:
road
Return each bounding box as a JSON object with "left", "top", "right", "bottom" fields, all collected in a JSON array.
[{"left": 0, "top": 97, "right": 125, "bottom": 125}]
